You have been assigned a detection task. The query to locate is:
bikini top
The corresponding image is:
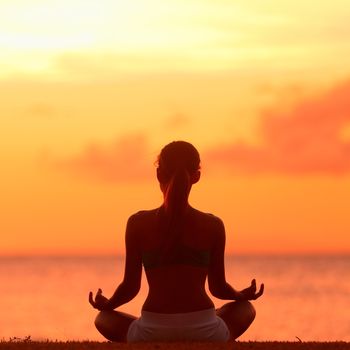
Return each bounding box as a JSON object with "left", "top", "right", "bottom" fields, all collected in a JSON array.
[{"left": 142, "top": 244, "right": 211, "bottom": 269}]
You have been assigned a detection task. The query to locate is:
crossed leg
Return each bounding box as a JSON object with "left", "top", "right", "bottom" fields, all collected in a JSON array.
[
  {"left": 95, "top": 301, "right": 256, "bottom": 342},
  {"left": 216, "top": 301, "right": 256, "bottom": 340},
  {"left": 94, "top": 310, "right": 137, "bottom": 342}
]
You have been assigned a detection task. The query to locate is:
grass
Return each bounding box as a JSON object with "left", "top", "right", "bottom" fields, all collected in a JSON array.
[{"left": 0, "top": 341, "right": 349, "bottom": 350}]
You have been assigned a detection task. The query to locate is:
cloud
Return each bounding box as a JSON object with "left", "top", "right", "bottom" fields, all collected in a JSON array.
[
  {"left": 205, "top": 80, "right": 350, "bottom": 175},
  {"left": 47, "top": 80, "right": 350, "bottom": 181},
  {"left": 55, "top": 52, "right": 192, "bottom": 79},
  {"left": 55, "top": 134, "right": 155, "bottom": 182}
]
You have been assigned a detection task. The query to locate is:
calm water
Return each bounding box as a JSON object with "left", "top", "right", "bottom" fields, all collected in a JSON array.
[{"left": 0, "top": 255, "right": 349, "bottom": 341}]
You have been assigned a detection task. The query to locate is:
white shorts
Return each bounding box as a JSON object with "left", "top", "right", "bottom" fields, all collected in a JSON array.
[{"left": 127, "top": 308, "right": 230, "bottom": 342}]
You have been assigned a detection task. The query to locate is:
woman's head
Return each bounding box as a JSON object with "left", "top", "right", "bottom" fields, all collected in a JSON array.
[{"left": 156, "top": 141, "right": 201, "bottom": 213}]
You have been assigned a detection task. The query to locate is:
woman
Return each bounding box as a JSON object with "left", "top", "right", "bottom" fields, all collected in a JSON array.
[{"left": 89, "top": 141, "right": 264, "bottom": 342}]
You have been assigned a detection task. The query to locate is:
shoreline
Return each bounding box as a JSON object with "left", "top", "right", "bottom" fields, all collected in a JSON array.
[{"left": 1, "top": 341, "right": 349, "bottom": 350}]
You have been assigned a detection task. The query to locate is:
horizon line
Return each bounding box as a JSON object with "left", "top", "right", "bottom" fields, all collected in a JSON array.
[{"left": 1, "top": 252, "right": 349, "bottom": 259}]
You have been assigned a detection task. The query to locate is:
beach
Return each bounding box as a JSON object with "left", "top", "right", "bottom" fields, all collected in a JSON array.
[{"left": 1, "top": 341, "right": 350, "bottom": 350}]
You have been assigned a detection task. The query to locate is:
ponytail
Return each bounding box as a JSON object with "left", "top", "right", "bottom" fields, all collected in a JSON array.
[
  {"left": 158, "top": 168, "right": 190, "bottom": 261},
  {"left": 164, "top": 167, "right": 190, "bottom": 216}
]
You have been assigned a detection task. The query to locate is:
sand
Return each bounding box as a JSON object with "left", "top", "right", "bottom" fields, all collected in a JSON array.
[{"left": 0, "top": 341, "right": 349, "bottom": 350}]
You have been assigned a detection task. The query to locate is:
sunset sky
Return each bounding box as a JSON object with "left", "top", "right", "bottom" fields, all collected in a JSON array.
[{"left": 1, "top": 0, "right": 350, "bottom": 256}]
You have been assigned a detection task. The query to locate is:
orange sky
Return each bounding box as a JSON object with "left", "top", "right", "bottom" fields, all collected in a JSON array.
[{"left": 1, "top": 0, "right": 350, "bottom": 256}]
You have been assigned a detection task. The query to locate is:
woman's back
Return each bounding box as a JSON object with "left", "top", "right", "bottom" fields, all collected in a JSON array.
[{"left": 131, "top": 206, "right": 221, "bottom": 313}]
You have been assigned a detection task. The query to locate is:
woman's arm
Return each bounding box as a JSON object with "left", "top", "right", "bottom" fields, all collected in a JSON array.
[
  {"left": 207, "top": 217, "right": 240, "bottom": 300},
  {"left": 207, "top": 217, "right": 263, "bottom": 301},
  {"left": 89, "top": 214, "right": 143, "bottom": 310}
]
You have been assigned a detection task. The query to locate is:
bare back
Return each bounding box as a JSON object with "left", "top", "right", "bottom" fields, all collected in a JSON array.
[{"left": 128, "top": 206, "right": 224, "bottom": 313}]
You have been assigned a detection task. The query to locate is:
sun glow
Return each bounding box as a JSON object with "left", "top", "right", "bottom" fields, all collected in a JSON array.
[
  {"left": 4, "top": 0, "right": 348, "bottom": 79},
  {"left": 1, "top": 0, "right": 350, "bottom": 255}
]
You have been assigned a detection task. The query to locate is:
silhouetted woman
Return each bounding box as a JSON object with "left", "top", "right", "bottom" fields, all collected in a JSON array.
[{"left": 89, "top": 141, "right": 264, "bottom": 342}]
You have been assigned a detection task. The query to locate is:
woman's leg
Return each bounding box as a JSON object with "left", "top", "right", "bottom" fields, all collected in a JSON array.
[
  {"left": 94, "top": 310, "right": 137, "bottom": 342},
  {"left": 216, "top": 301, "right": 256, "bottom": 340}
]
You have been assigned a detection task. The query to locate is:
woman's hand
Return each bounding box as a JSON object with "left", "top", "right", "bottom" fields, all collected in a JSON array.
[
  {"left": 89, "top": 288, "right": 113, "bottom": 311},
  {"left": 236, "top": 279, "right": 264, "bottom": 301}
]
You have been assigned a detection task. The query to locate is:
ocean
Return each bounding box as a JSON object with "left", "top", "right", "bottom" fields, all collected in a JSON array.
[{"left": 0, "top": 255, "right": 349, "bottom": 342}]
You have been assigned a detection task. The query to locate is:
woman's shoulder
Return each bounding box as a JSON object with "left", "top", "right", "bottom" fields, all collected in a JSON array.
[
  {"left": 127, "top": 208, "right": 159, "bottom": 224},
  {"left": 191, "top": 208, "right": 225, "bottom": 228},
  {"left": 125, "top": 209, "right": 159, "bottom": 242}
]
